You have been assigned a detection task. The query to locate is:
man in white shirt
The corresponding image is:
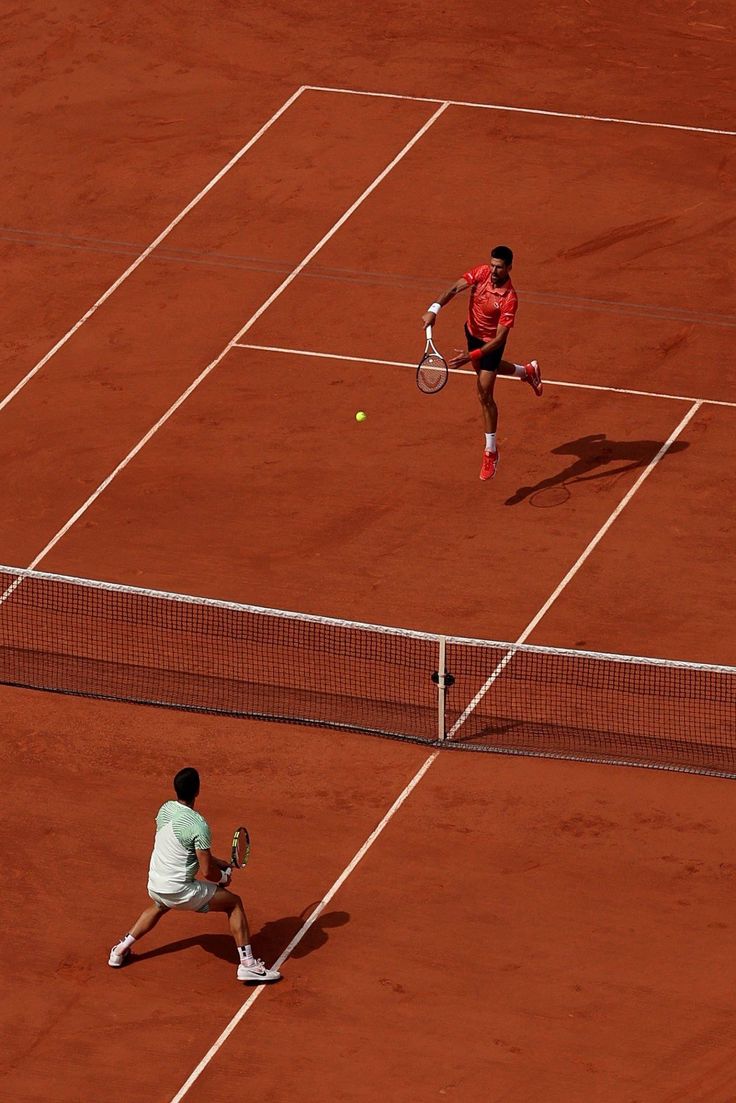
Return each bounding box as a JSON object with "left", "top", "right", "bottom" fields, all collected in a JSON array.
[{"left": 108, "top": 767, "right": 280, "bottom": 984}]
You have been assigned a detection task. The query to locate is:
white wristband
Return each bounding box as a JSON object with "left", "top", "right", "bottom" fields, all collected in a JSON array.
[
  {"left": 427, "top": 302, "right": 441, "bottom": 315},
  {"left": 219, "top": 867, "right": 231, "bottom": 884}
]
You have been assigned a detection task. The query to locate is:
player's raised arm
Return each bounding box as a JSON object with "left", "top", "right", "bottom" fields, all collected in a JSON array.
[{"left": 421, "top": 278, "right": 469, "bottom": 328}]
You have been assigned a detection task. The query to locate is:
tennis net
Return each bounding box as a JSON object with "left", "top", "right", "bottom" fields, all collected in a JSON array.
[{"left": 0, "top": 564, "right": 734, "bottom": 778}]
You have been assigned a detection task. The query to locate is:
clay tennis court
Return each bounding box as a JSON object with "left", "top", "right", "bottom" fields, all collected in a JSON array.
[{"left": 3, "top": 5, "right": 736, "bottom": 1101}]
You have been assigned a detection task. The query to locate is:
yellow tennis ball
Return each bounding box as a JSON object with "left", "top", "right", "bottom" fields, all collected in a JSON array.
[{"left": 355, "top": 411, "right": 367, "bottom": 422}]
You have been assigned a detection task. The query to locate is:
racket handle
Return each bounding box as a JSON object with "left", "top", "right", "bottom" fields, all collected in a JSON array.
[{"left": 425, "top": 325, "right": 434, "bottom": 340}]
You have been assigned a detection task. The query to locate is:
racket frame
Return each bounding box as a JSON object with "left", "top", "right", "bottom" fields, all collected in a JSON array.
[
  {"left": 230, "top": 825, "right": 251, "bottom": 869},
  {"left": 416, "top": 325, "right": 449, "bottom": 394}
]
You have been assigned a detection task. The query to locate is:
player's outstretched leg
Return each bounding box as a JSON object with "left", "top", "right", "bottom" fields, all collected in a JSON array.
[
  {"left": 208, "top": 887, "right": 281, "bottom": 984},
  {"left": 108, "top": 902, "right": 169, "bottom": 967}
]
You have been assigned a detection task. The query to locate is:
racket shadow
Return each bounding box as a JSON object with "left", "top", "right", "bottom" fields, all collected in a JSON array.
[
  {"left": 504, "top": 432, "right": 689, "bottom": 506},
  {"left": 253, "top": 904, "right": 350, "bottom": 961}
]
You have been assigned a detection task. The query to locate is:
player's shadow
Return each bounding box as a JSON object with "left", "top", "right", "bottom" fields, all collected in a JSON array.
[
  {"left": 131, "top": 933, "right": 238, "bottom": 965},
  {"left": 129, "top": 905, "right": 349, "bottom": 967},
  {"left": 253, "top": 904, "right": 350, "bottom": 961},
  {"left": 505, "top": 432, "right": 689, "bottom": 506}
]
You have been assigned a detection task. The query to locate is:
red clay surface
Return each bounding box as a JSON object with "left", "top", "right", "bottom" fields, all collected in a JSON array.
[
  {"left": 3, "top": 3, "right": 736, "bottom": 1101},
  {"left": 4, "top": 690, "right": 736, "bottom": 1103},
  {"left": 41, "top": 350, "right": 726, "bottom": 656}
]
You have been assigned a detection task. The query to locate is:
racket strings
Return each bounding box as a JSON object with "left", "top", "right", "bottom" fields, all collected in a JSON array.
[
  {"left": 233, "top": 827, "right": 250, "bottom": 868},
  {"left": 417, "top": 353, "right": 448, "bottom": 394}
]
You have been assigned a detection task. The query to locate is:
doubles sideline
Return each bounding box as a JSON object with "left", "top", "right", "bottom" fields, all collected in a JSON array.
[
  {"left": 13, "top": 103, "right": 450, "bottom": 575},
  {"left": 1, "top": 88, "right": 313, "bottom": 417}
]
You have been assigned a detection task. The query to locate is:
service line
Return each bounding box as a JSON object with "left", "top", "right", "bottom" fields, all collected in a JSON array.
[{"left": 233, "top": 341, "right": 736, "bottom": 409}]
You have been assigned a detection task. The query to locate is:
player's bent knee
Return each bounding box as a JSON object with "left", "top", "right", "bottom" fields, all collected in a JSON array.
[
  {"left": 227, "top": 891, "right": 245, "bottom": 913},
  {"left": 210, "top": 886, "right": 240, "bottom": 911}
]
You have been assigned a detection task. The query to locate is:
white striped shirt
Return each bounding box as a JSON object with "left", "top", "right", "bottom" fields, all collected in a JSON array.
[{"left": 147, "top": 801, "right": 212, "bottom": 893}]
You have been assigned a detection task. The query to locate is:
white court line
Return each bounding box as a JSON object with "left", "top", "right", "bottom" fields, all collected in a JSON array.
[
  {"left": 167, "top": 401, "right": 705, "bottom": 1101},
  {"left": 168, "top": 752, "right": 439, "bottom": 1103},
  {"left": 305, "top": 84, "right": 736, "bottom": 138},
  {"left": 447, "top": 400, "right": 704, "bottom": 738},
  {"left": 233, "top": 341, "right": 736, "bottom": 409},
  {"left": 20, "top": 102, "right": 450, "bottom": 575},
  {"left": 0, "top": 86, "right": 308, "bottom": 416}
]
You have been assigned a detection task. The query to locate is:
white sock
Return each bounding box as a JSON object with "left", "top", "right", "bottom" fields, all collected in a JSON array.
[
  {"left": 238, "top": 944, "right": 256, "bottom": 966},
  {"left": 115, "top": 933, "right": 136, "bottom": 953},
  {"left": 513, "top": 363, "right": 527, "bottom": 378},
  {"left": 485, "top": 433, "right": 497, "bottom": 452}
]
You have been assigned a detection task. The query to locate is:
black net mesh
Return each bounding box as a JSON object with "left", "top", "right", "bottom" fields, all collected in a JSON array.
[
  {"left": 444, "top": 639, "right": 736, "bottom": 774},
  {"left": 1, "top": 566, "right": 735, "bottom": 777},
  {"left": 0, "top": 568, "right": 437, "bottom": 740}
]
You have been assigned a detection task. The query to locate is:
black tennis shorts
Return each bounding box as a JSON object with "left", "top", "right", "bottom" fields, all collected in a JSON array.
[{"left": 465, "top": 324, "right": 503, "bottom": 372}]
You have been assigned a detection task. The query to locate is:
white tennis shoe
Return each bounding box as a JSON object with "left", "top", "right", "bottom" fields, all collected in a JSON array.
[
  {"left": 237, "top": 959, "right": 281, "bottom": 984},
  {"left": 108, "top": 945, "right": 131, "bottom": 968}
]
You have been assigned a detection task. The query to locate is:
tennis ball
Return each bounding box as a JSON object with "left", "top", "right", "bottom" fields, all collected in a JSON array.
[{"left": 355, "top": 411, "right": 367, "bottom": 422}]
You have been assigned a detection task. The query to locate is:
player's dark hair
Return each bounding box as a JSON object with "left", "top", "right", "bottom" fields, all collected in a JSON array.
[
  {"left": 174, "top": 766, "right": 200, "bottom": 802},
  {"left": 491, "top": 245, "right": 513, "bottom": 266}
]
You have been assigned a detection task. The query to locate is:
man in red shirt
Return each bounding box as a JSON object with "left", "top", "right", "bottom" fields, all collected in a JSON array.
[{"left": 421, "top": 245, "right": 542, "bottom": 480}]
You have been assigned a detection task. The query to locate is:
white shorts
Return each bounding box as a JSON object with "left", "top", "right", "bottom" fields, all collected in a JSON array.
[{"left": 148, "top": 880, "right": 218, "bottom": 913}]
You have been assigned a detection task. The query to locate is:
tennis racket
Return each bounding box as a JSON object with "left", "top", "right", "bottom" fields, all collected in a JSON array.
[
  {"left": 416, "top": 326, "right": 449, "bottom": 394},
  {"left": 230, "top": 825, "right": 251, "bottom": 869}
]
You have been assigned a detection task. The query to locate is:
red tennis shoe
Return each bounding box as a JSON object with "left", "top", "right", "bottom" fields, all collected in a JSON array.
[
  {"left": 480, "top": 449, "right": 499, "bottom": 481},
  {"left": 524, "top": 359, "right": 543, "bottom": 396}
]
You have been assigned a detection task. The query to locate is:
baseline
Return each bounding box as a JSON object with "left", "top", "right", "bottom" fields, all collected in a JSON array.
[{"left": 305, "top": 84, "right": 736, "bottom": 138}]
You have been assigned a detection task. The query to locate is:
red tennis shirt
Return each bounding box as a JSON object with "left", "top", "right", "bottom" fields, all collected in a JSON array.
[{"left": 462, "top": 264, "right": 518, "bottom": 341}]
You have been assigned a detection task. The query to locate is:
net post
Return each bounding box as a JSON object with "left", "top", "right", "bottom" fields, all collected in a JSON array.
[{"left": 437, "top": 635, "right": 447, "bottom": 741}]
